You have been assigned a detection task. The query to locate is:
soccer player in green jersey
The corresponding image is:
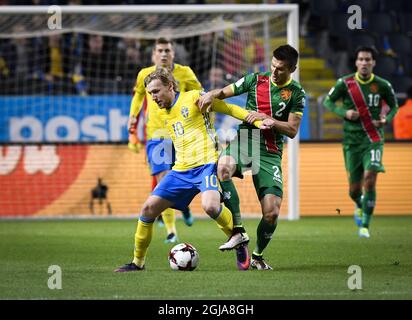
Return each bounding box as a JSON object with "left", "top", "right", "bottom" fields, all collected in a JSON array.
[
  {"left": 198, "top": 45, "right": 305, "bottom": 270},
  {"left": 323, "top": 46, "right": 398, "bottom": 238}
]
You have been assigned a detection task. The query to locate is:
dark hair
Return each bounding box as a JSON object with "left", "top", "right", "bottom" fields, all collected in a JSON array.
[
  {"left": 355, "top": 46, "right": 378, "bottom": 60},
  {"left": 154, "top": 37, "right": 174, "bottom": 48},
  {"left": 272, "top": 44, "right": 299, "bottom": 69},
  {"left": 144, "top": 68, "right": 178, "bottom": 92}
]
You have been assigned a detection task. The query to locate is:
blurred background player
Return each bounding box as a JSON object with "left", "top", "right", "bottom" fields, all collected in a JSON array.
[
  {"left": 323, "top": 46, "right": 398, "bottom": 238},
  {"left": 89, "top": 177, "right": 112, "bottom": 216},
  {"left": 198, "top": 44, "right": 305, "bottom": 270},
  {"left": 115, "top": 69, "right": 269, "bottom": 272},
  {"left": 128, "top": 38, "right": 200, "bottom": 243}
]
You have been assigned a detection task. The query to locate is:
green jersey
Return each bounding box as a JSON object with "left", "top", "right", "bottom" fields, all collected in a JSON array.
[
  {"left": 232, "top": 72, "right": 305, "bottom": 155},
  {"left": 324, "top": 72, "right": 398, "bottom": 145}
]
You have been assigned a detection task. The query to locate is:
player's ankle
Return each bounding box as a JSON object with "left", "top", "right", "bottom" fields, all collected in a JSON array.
[{"left": 233, "top": 226, "right": 246, "bottom": 234}]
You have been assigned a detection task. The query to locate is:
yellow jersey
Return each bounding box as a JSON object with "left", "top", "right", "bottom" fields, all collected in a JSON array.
[
  {"left": 129, "top": 63, "right": 202, "bottom": 140},
  {"left": 159, "top": 90, "right": 261, "bottom": 171}
]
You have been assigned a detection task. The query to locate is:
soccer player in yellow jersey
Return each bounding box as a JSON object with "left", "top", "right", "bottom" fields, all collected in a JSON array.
[
  {"left": 128, "top": 38, "right": 202, "bottom": 243},
  {"left": 115, "top": 69, "right": 274, "bottom": 272}
]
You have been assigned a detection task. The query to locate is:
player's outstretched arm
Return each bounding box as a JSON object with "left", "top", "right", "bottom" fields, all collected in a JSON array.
[
  {"left": 198, "top": 85, "right": 235, "bottom": 113},
  {"left": 257, "top": 113, "right": 302, "bottom": 138},
  {"left": 245, "top": 111, "right": 272, "bottom": 123},
  {"left": 211, "top": 99, "right": 262, "bottom": 128}
]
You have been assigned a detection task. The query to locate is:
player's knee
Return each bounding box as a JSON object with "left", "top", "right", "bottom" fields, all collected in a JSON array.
[
  {"left": 364, "top": 183, "right": 376, "bottom": 192},
  {"left": 349, "top": 190, "right": 361, "bottom": 201},
  {"left": 349, "top": 184, "right": 362, "bottom": 198},
  {"left": 141, "top": 201, "right": 156, "bottom": 216},
  {"left": 202, "top": 203, "right": 220, "bottom": 218},
  {"left": 263, "top": 209, "right": 279, "bottom": 225},
  {"left": 363, "top": 175, "right": 377, "bottom": 190},
  {"left": 217, "top": 164, "right": 232, "bottom": 181}
]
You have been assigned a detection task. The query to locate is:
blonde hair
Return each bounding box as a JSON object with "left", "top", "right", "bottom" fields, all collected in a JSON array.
[{"left": 144, "top": 68, "right": 178, "bottom": 92}]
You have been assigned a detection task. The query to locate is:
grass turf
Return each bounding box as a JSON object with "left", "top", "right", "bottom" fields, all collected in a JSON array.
[{"left": 0, "top": 216, "right": 411, "bottom": 300}]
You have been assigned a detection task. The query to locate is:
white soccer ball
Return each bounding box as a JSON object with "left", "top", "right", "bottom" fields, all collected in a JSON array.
[{"left": 168, "top": 243, "right": 199, "bottom": 271}]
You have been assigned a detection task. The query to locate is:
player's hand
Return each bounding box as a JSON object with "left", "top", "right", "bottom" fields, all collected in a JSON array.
[
  {"left": 259, "top": 118, "right": 276, "bottom": 130},
  {"left": 128, "top": 132, "right": 143, "bottom": 153},
  {"left": 372, "top": 116, "right": 387, "bottom": 128},
  {"left": 197, "top": 92, "right": 214, "bottom": 113},
  {"left": 345, "top": 110, "right": 360, "bottom": 121},
  {"left": 128, "top": 141, "right": 143, "bottom": 153},
  {"left": 128, "top": 116, "right": 138, "bottom": 134},
  {"left": 245, "top": 111, "right": 270, "bottom": 124}
]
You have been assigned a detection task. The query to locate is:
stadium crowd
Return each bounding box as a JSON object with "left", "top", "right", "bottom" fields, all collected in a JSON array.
[{"left": 0, "top": 26, "right": 266, "bottom": 95}]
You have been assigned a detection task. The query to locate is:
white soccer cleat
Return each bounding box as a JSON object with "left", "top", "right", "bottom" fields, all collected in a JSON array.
[
  {"left": 358, "top": 227, "right": 370, "bottom": 238},
  {"left": 250, "top": 257, "right": 273, "bottom": 270},
  {"left": 219, "top": 232, "right": 250, "bottom": 251}
]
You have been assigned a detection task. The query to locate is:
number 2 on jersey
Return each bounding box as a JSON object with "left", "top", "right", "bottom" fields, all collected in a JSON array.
[{"left": 275, "top": 102, "right": 287, "bottom": 117}]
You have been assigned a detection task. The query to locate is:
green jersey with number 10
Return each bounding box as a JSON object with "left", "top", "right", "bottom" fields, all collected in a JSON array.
[{"left": 324, "top": 72, "right": 398, "bottom": 145}]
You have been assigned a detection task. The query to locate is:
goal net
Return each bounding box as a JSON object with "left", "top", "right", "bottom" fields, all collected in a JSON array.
[{"left": 0, "top": 4, "right": 299, "bottom": 219}]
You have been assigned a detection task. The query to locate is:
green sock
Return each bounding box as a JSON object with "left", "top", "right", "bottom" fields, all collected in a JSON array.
[
  {"left": 220, "top": 180, "right": 243, "bottom": 228},
  {"left": 255, "top": 218, "right": 277, "bottom": 255},
  {"left": 362, "top": 190, "right": 376, "bottom": 228},
  {"left": 350, "top": 192, "right": 362, "bottom": 208}
]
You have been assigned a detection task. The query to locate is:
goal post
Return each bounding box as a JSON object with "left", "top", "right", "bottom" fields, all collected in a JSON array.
[{"left": 0, "top": 4, "right": 300, "bottom": 219}]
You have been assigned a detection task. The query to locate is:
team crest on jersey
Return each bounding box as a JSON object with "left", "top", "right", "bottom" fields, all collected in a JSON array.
[
  {"left": 370, "top": 83, "right": 379, "bottom": 93},
  {"left": 181, "top": 106, "right": 189, "bottom": 118},
  {"left": 280, "top": 89, "right": 292, "bottom": 100}
]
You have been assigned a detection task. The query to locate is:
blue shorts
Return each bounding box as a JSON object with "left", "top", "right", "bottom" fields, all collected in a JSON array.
[
  {"left": 152, "top": 163, "right": 219, "bottom": 211},
  {"left": 146, "top": 139, "right": 175, "bottom": 176}
]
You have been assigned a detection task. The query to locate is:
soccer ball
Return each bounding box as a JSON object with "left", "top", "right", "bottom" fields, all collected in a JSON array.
[{"left": 168, "top": 243, "right": 199, "bottom": 271}]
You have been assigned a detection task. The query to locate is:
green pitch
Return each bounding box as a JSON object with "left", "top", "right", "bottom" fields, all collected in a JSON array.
[{"left": 0, "top": 216, "right": 411, "bottom": 300}]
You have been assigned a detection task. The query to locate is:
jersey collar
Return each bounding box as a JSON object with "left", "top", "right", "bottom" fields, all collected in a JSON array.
[
  {"left": 170, "top": 92, "right": 180, "bottom": 108},
  {"left": 355, "top": 72, "right": 375, "bottom": 84},
  {"left": 271, "top": 77, "right": 293, "bottom": 88}
]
